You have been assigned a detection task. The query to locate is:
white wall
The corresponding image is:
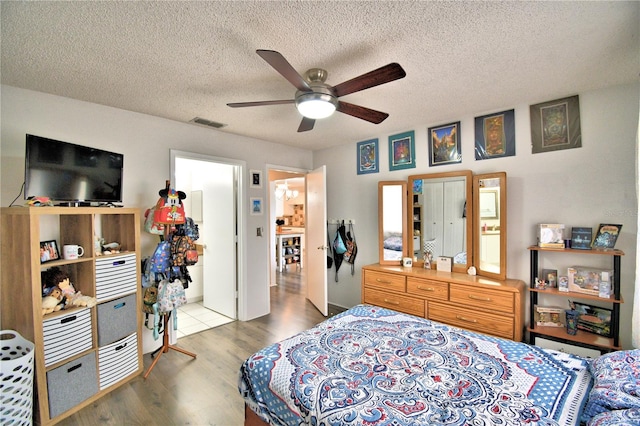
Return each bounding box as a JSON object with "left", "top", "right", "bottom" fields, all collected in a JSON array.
[
  {"left": 314, "top": 82, "right": 639, "bottom": 350},
  {"left": 0, "top": 85, "right": 313, "bottom": 324}
]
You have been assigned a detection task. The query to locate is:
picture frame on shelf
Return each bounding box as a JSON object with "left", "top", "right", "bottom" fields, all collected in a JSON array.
[
  {"left": 429, "top": 122, "right": 461, "bottom": 166},
  {"left": 474, "top": 109, "right": 515, "bottom": 160},
  {"left": 592, "top": 224, "right": 622, "bottom": 250},
  {"left": 388, "top": 131, "right": 415, "bottom": 171},
  {"left": 250, "top": 169, "right": 262, "bottom": 189},
  {"left": 40, "top": 240, "right": 60, "bottom": 263},
  {"left": 250, "top": 197, "right": 263, "bottom": 215},
  {"left": 571, "top": 227, "right": 592, "bottom": 250},
  {"left": 530, "top": 95, "right": 582, "bottom": 154},
  {"left": 573, "top": 301, "right": 612, "bottom": 337},
  {"left": 356, "top": 138, "right": 379, "bottom": 175}
]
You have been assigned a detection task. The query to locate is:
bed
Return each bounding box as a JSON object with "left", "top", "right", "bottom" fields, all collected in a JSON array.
[
  {"left": 382, "top": 233, "right": 403, "bottom": 260},
  {"left": 239, "top": 305, "right": 640, "bottom": 426}
]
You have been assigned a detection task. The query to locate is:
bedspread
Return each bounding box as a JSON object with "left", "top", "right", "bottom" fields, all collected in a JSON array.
[{"left": 239, "top": 305, "right": 593, "bottom": 425}]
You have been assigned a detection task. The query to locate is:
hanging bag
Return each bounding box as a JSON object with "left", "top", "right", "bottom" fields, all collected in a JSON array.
[{"left": 344, "top": 222, "right": 358, "bottom": 275}]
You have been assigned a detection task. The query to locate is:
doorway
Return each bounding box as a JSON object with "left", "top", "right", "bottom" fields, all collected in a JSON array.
[{"left": 172, "top": 150, "right": 243, "bottom": 335}]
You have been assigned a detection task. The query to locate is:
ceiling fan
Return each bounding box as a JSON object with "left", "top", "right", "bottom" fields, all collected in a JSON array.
[{"left": 227, "top": 50, "right": 406, "bottom": 132}]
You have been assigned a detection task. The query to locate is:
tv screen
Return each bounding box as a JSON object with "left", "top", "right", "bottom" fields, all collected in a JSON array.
[{"left": 25, "top": 134, "right": 123, "bottom": 203}]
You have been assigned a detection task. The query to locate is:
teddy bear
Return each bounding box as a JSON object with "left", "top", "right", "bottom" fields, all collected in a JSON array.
[
  {"left": 42, "top": 267, "right": 97, "bottom": 310},
  {"left": 42, "top": 286, "right": 63, "bottom": 316}
]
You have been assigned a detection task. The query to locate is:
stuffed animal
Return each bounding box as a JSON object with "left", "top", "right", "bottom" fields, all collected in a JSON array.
[
  {"left": 42, "top": 286, "right": 63, "bottom": 316},
  {"left": 42, "top": 267, "right": 96, "bottom": 310}
]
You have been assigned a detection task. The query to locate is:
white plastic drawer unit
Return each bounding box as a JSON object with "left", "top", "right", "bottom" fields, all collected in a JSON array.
[
  {"left": 98, "top": 332, "right": 138, "bottom": 390},
  {"left": 43, "top": 307, "right": 93, "bottom": 367},
  {"left": 95, "top": 253, "right": 137, "bottom": 301}
]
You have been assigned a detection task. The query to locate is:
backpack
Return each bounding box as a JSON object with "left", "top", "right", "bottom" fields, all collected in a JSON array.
[
  {"left": 170, "top": 235, "right": 198, "bottom": 267},
  {"left": 150, "top": 240, "right": 172, "bottom": 274},
  {"left": 144, "top": 206, "right": 165, "bottom": 235},
  {"left": 157, "top": 279, "right": 187, "bottom": 332},
  {"left": 176, "top": 217, "right": 199, "bottom": 241}
]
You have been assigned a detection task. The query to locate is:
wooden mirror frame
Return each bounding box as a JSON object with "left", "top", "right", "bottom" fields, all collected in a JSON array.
[
  {"left": 407, "top": 170, "right": 473, "bottom": 273},
  {"left": 378, "top": 181, "right": 408, "bottom": 265},
  {"left": 473, "top": 172, "right": 507, "bottom": 280}
]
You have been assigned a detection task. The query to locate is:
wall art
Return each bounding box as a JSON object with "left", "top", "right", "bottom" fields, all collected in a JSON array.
[
  {"left": 429, "top": 122, "right": 461, "bottom": 166},
  {"left": 388, "top": 131, "right": 415, "bottom": 171},
  {"left": 356, "top": 138, "right": 379, "bottom": 175},
  {"left": 474, "top": 109, "right": 515, "bottom": 160},
  {"left": 530, "top": 95, "right": 581, "bottom": 153}
]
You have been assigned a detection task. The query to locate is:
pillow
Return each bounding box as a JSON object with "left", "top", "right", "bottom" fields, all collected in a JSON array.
[
  {"left": 582, "top": 350, "right": 640, "bottom": 422},
  {"left": 383, "top": 236, "right": 403, "bottom": 251},
  {"left": 587, "top": 407, "right": 640, "bottom": 426}
]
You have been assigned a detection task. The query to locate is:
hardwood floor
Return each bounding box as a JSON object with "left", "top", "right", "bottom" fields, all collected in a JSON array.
[{"left": 57, "top": 270, "right": 324, "bottom": 425}]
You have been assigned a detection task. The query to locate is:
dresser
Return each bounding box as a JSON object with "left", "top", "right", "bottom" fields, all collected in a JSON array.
[{"left": 362, "top": 264, "right": 525, "bottom": 341}]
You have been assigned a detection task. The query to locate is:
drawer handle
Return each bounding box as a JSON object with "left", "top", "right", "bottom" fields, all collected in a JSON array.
[
  {"left": 383, "top": 298, "right": 400, "bottom": 306},
  {"left": 416, "top": 286, "right": 434, "bottom": 291},
  {"left": 456, "top": 315, "right": 478, "bottom": 324},
  {"left": 115, "top": 342, "right": 127, "bottom": 351},
  {"left": 113, "top": 302, "right": 126, "bottom": 310},
  {"left": 67, "top": 363, "right": 82, "bottom": 373},
  {"left": 468, "top": 295, "right": 492, "bottom": 302},
  {"left": 60, "top": 315, "right": 77, "bottom": 324},
  {"left": 376, "top": 279, "right": 392, "bottom": 284},
  {"left": 112, "top": 260, "right": 126, "bottom": 266}
]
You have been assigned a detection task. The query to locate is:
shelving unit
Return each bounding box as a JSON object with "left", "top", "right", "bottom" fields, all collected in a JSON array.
[
  {"left": 527, "top": 246, "right": 624, "bottom": 354},
  {"left": 276, "top": 233, "right": 302, "bottom": 272},
  {"left": 1, "top": 207, "right": 142, "bottom": 425},
  {"left": 412, "top": 199, "right": 422, "bottom": 256}
]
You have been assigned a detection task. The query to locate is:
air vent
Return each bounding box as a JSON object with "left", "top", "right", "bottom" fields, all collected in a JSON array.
[{"left": 189, "top": 117, "right": 227, "bottom": 129}]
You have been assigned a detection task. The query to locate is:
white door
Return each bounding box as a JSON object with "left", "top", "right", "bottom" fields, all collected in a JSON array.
[
  {"left": 305, "top": 166, "right": 328, "bottom": 316},
  {"left": 202, "top": 163, "right": 237, "bottom": 319}
]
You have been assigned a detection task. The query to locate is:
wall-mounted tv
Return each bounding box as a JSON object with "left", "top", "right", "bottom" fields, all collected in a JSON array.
[{"left": 25, "top": 134, "right": 123, "bottom": 204}]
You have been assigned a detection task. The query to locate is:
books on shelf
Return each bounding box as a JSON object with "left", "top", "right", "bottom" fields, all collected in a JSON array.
[
  {"left": 592, "top": 224, "right": 622, "bottom": 250},
  {"left": 571, "top": 227, "right": 592, "bottom": 250}
]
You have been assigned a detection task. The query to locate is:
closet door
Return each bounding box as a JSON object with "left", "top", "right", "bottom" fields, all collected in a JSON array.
[
  {"left": 423, "top": 182, "right": 444, "bottom": 258},
  {"left": 442, "top": 180, "right": 466, "bottom": 257}
]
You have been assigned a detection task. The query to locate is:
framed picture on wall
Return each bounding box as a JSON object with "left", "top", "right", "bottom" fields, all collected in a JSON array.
[
  {"left": 530, "top": 95, "right": 581, "bottom": 153},
  {"left": 474, "top": 109, "right": 515, "bottom": 160},
  {"left": 250, "top": 169, "right": 262, "bottom": 188},
  {"left": 388, "top": 131, "right": 415, "bottom": 171},
  {"left": 356, "top": 138, "right": 379, "bottom": 175},
  {"left": 250, "top": 197, "right": 263, "bottom": 215},
  {"left": 429, "top": 122, "right": 461, "bottom": 166}
]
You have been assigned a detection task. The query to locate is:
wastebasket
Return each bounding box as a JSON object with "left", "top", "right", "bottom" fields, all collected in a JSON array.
[{"left": 0, "top": 330, "right": 35, "bottom": 426}]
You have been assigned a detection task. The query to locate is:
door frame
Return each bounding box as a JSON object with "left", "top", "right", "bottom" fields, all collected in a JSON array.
[{"left": 171, "top": 150, "right": 248, "bottom": 320}]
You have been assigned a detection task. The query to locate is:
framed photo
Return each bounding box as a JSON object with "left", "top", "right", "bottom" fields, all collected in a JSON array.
[
  {"left": 40, "top": 240, "right": 60, "bottom": 263},
  {"left": 388, "top": 131, "right": 415, "bottom": 171},
  {"left": 530, "top": 95, "right": 581, "bottom": 154},
  {"left": 356, "top": 138, "right": 379, "bottom": 175},
  {"left": 429, "top": 121, "right": 461, "bottom": 166},
  {"left": 592, "top": 224, "right": 622, "bottom": 250},
  {"left": 573, "top": 302, "right": 612, "bottom": 337},
  {"left": 250, "top": 169, "right": 262, "bottom": 189},
  {"left": 571, "top": 227, "right": 592, "bottom": 250},
  {"left": 250, "top": 197, "right": 263, "bottom": 216},
  {"left": 541, "top": 268, "right": 558, "bottom": 288},
  {"left": 474, "top": 109, "right": 515, "bottom": 160},
  {"left": 479, "top": 190, "right": 498, "bottom": 219}
]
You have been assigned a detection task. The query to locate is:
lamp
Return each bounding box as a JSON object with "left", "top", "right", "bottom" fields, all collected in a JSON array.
[
  {"left": 275, "top": 182, "right": 299, "bottom": 201},
  {"left": 295, "top": 88, "right": 338, "bottom": 119}
]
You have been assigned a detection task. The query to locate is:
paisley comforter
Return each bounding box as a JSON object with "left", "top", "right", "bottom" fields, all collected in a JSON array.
[{"left": 239, "top": 305, "right": 593, "bottom": 425}]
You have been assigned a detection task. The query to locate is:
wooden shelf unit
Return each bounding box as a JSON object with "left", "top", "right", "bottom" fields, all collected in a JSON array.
[
  {"left": 276, "top": 233, "right": 302, "bottom": 272},
  {"left": 527, "top": 245, "right": 624, "bottom": 353},
  {"left": 1, "top": 207, "right": 142, "bottom": 425}
]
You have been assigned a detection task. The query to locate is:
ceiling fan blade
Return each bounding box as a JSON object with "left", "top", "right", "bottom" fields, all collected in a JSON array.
[
  {"left": 297, "top": 117, "right": 315, "bottom": 132},
  {"left": 227, "top": 99, "right": 294, "bottom": 108},
  {"left": 333, "top": 63, "right": 406, "bottom": 98},
  {"left": 336, "top": 101, "right": 389, "bottom": 124},
  {"left": 257, "top": 50, "right": 312, "bottom": 92}
]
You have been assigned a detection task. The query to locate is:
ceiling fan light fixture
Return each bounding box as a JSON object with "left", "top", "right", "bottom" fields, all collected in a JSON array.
[{"left": 295, "top": 91, "right": 337, "bottom": 119}]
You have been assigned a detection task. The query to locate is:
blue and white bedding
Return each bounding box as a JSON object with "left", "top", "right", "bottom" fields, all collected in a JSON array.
[{"left": 239, "top": 305, "right": 593, "bottom": 425}]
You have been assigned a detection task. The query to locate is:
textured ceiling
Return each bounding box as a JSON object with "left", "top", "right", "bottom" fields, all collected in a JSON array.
[{"left": 2, "top": 1, "right": 638, "bottom": 151}]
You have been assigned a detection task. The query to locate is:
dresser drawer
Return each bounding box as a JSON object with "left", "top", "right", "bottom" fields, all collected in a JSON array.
[
  {"left": 364, "top": 287, "right": 424, "bottom": 317},
  {"left": 363, "top": 270, "right": 406, "bottom": 293},
  {"left": 449, "top": 284, "right": 514, "bottom": 314},
  {"left": 407, "top": 277, "right": 448, "bottom": 300},
  {"left": 428, "top": 301, "right": 514, "bottom": 339}
]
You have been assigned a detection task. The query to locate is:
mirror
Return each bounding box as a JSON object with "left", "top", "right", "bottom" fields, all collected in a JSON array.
[
  {"left": 473, "top": 172, "right": 507, "bottom": 280},
  {"left": 407, "top": 171, "right": 472, "bottom": 273},
  {"left": 378, "top": 181, "right": 407, "bottom": 265}
]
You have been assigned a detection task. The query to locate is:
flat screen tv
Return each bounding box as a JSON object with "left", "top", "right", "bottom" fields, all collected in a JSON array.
[{"left": 24, "top": 134, "right": 123, "bottom": 204}]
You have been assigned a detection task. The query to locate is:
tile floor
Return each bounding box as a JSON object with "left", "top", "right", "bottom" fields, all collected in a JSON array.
[{"left": 176, "top": 301, "right": 234, "bottom": 338}]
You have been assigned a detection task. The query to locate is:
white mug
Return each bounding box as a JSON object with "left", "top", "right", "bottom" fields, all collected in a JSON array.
[{"left": 63, "top": 244, "right": 85, "bottom": 260}]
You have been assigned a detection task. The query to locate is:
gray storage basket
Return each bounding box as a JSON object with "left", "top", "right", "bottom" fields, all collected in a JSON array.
[{"left": 0, "top": 330, "right": 35, "bottom": 426}]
